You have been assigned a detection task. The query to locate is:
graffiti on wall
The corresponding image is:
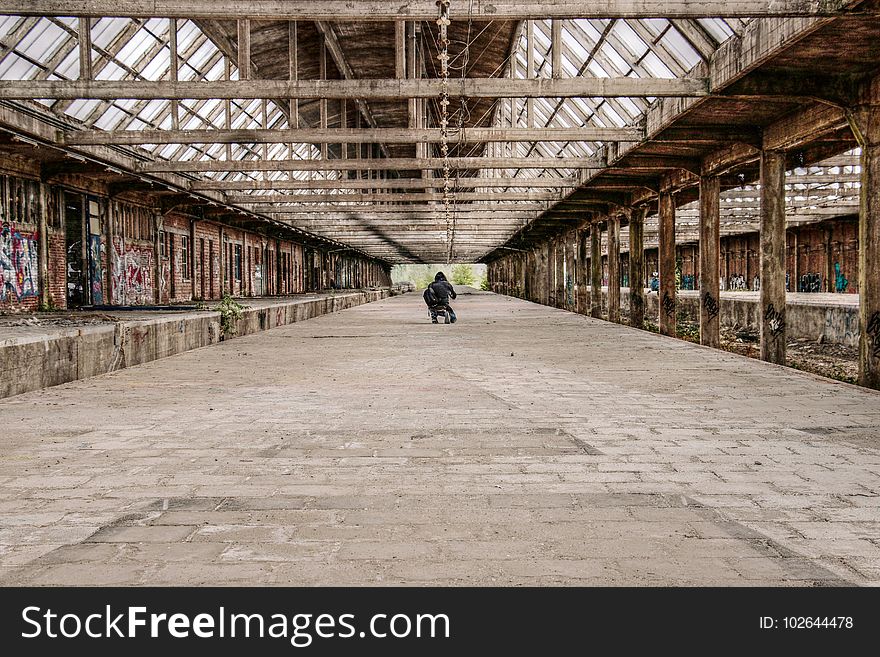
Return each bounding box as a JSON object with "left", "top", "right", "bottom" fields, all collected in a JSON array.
[
  {"left": 728, "top": 274, "right": 747, "bottom": 291},
  {"left": 799, "top": 272, "right": 822, "bottom": 293},
  {"left": 89, "top": 235, "right": 104, "bottom": 305},
  {"left": 834, "top": 262, "right": 849, "bottom": 293},
  {"left": 868, "top": 312, "right": 880, "bottom": 360},
  {"left": 702, "top": 291, "right": 720, "bottom": 323},
  {"left": 0, "top": 224, "right": 39, "bottom": 302},
  {"left": 111, "top": 236, "right": 154, "bottom": 305},
  {"left": 764, "top": 303, "right": 786, "bottom": 338}
]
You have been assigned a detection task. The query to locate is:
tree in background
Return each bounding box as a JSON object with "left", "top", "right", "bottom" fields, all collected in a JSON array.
[
  {"left": 391, "top": 263, "right": 485, "bottom": 289},
  {"left": 451, "top": 264, "right": 477, "bottom": 286}
]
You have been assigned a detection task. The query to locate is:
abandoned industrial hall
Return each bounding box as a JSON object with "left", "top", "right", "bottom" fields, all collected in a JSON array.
[{"left": 0, "top": 1, "right": 879, "bottom": 588}]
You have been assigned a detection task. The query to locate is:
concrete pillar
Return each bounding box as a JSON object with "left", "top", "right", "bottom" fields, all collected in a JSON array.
[
  {"left": 629, "top": 206, "right": 646, "bottom": 329},
  {"left": 607, "top": 215, "right": 620, "bottom": 323},
  {"left": 850, "top": 104, "right": 880, "bottom": 388},
  {"left": 565, "top": 232, "right": 576, "bottom": 310},
  {"left": 590, "top": 223, "right": 602, "bottom": 319},
  {"left": 759, "top": 149, "right": 787, "bottom": 365},
  {"left": 658, "top": 191, "right": 676, "bottom": 337},
  {"left": 699, "top": 175, "right": 721, "bottom": 348}
]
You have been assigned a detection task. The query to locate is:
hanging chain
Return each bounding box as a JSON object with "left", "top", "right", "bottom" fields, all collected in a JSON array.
[{"left": 436, "top": 0, "right": 453, "bottom": 261}]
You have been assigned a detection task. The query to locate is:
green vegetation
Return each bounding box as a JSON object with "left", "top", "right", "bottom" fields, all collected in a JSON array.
[
  {"left": 391, "top": 263, "right": 487, "bottom": 289},
  {"left": 479, "top": 275, "right": 489, "bottom": 291},
  {"left": 216, "top": 294, "right": 246, "bottom": 338},
  {"left": 38, "top": 299, "right": 61, "bottom": 312},
  {"left": 451, "top": 264, "right": 476, "bottom": 286}
]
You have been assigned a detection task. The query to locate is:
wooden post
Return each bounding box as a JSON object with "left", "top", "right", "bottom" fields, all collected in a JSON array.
[
  {"left": 526, "top": 20, "right": 534, "bottom": 128},
  {"left": 319, "top": 37, "right": 328, "bottom": 160},
  {"left": 153, "top": 211, "right": 162, "bottom": 304},
  {"left": 38, "top": 184, "right": 50, "bottom": 307},
  {"left": 224, "top": 57, "right": 232, "bottom": 161},
  {"left": 590, "top": 223, "right": 602, "bottom": 319},
  {"left": 237, "top": 19, "right": 251, "bottom": 80},
  {"left": 78, "top": 17, "right": 92, "bottom": 80},
  {"left": 699, "top": 174, "right": 721, "bottom": 348},
  {"left": 607, "top": 214, "right": 620, "bottom": 323},
  {"left": 849, "top": 103, "right": 880, "bottom": 388},
  {"left": 759, "top": 149, "right": 787, "bottom": 365},
  {"left": 289, "top": 21, "right": 299, "bottom": 129},
  {"left": 658, "top": 191, "right": 676, "bottom": 337},
  {"left": 551, "top": 19, "right": 562, "bottom": 79},
  {"left": 169, "top": 18, "right": 179, "bottom": 131},
  {"left": 629, "top": 206, "right": 646, "bottom": 329},
  {"left": 395, "top": 21, "right": 406, "bottom": 80}
]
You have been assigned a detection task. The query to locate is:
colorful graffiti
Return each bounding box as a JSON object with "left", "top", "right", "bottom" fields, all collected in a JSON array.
[
  {"left": 834, "top": 262, "right": 849, "bottom": 293},
  {"left": 0, "top": 224, "right": 39, "bottom": 302},
  {"left": 111, "top": 236, "right": 154, "bottom": 305},
  {"left": 89, "top": 234, "right": 104, "bottom": 305}
]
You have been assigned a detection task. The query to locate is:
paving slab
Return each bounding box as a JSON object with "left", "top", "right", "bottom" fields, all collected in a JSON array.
[{"left": 1, "top": 288, "right": 879, "bottom": 586}]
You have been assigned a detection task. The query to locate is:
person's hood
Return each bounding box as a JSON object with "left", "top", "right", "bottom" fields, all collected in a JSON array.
[{"left": 434, "top": 272, "right": 447, "bottom": 282}]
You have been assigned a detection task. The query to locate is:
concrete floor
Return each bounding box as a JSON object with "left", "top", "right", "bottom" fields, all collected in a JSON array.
[{"left": 1, "top": 288, "right": 879, "bottom": 586}]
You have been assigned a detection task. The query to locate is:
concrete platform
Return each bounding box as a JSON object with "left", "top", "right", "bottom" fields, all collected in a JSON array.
[
  {"left": 1, "top": 289, "right": 879, "bottom": 586},
  {"left": 580, "top": 287, "right": 860, "bottom": 346},
  {"left": 0, "top": 289, "right": 393, "bottom": 400}
]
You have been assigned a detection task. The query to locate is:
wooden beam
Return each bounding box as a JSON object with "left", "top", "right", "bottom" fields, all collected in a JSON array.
[
  {"left": 0, "top": 77, "right": 710, "bottom": 100},
  {"left": 138, "top": 156, "right": 605, "bottom": 173},
  {"left": 6, "top": 1, "right": 860, "bottom": 20},
  {"left": 225, "top": 191, "right": 562, "bottom": 203},
  {"left": 252, "top": 203, "right": 546, "bottom": 214},
  {"left": 191, "top": 177, "right": 578, "bottom": 191},
  {"left": 61, "top": 126, "right": 645, "bottom": 146}
]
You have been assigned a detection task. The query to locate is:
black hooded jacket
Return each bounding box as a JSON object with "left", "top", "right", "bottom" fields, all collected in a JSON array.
[{"left": 428, "top": 272, "right": 457, "bottom": 304}]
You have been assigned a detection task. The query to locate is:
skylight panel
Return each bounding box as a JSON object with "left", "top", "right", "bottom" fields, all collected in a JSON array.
[
  {"left": 16, "top": 19, "right": 67, "bottom": 63},
  {"left": 640, "top": 52, "right": 674, "bottom": 78},
  {"left": 96, "top": 60, "right": 126, "bottom": 81},
  {"left": 176, "top": 20, "right": 200, "bottom": 52},
  {"left": 0, "top": 16, "right": 24, "bottom": 38},
  {"left": 115, "top": 27, "right": 157, "bottom": 69},
  {"left": 0, "top": 53, "right": 36, "bottom": 79},
  {"left": 599, "top": 44, "right": 629, "bottom": 75},
  {"left": 660, "top": 30, "right": 701, "bottom": 69},
  {"left": 91, "top": 17, "right": 128, "bottom": 50},
  {"left": 54, "top": 49, "right": 79, "bottom": 79},
  {"left": 141, "top": 49, "right": 170, "bottom": 81},
  {"left": 611, "top": 22, "right": 649, "bottom": 59},
  {"left": 697, "top": 18, "right": 734, "bottom": 43},
  {"left": 65, "top": 99, "right": 102, "bottom": 121}
]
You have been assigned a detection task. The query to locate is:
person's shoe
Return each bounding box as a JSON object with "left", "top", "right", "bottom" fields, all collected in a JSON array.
[
  {"left": 444, "top": 315, "right": 451, "bottom": 324},
  {"left": 450, "top": 316, "right": 457, "bottom": 323},
  {"left": 432, "top": 318, "right": 438, "bottom": 324}
]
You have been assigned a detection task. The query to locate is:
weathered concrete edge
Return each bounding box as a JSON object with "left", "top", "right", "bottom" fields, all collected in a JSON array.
[
  {"left": 574, "top": 288, "right": 860, "bottom": 348},
  {"left": 0, "top": 289, "right": 393, "bottom": 400}
]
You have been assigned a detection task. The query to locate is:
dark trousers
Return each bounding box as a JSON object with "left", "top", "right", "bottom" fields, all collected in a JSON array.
[{"left": 430, "top": 303, "right": 456, "bottom": 322}]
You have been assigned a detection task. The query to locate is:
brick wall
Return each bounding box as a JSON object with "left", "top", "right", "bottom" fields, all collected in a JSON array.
[{"left": 47, "top": 228, "right": 66, "bottom": 309}]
